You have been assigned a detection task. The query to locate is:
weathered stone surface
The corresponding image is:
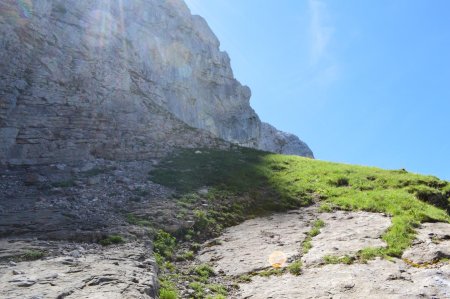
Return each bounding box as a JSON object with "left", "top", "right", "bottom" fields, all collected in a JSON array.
[
  {"left": 197, "top": 208, "right": 317, "bottom": 276},
  {"left": 0, "top": 160, "right": 182, "bottom": 239},
  {"left": 238, "top": 259, "right": 450, "bottom": 299},
  {"left": 0, "top": 240, "right": 158, "bottom": 299},
  {"left": 188, "top": 208, "right": 450, "bottom": 298},
  {"left": 257, "top": 122, "right": 314, "bottom": 157},
  {"left": 403, "top": 222, "right": 450, "bottom": 264},
  {"left": 302, "top": 211, "right": 391, "bottom": 266},
  {"left": 0, "top": 0, "right": 233, "bottom": 165},
  {"left": 0, "top": 0, "right": 312, "bottom": 165}
]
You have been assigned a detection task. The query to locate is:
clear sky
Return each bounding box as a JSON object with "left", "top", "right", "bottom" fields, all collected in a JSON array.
[{"left": 185, "top": 0, "right": 450, "bottom": 180}]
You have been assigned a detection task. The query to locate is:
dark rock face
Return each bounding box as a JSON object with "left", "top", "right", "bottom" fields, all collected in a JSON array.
[{"left": 0, "top": 0, "right": 312, "bottom": 165}]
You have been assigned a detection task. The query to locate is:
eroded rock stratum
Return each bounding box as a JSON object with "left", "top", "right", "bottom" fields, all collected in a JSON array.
[
  {"left": 0, "top": 0, "right": 312, "bottom": 166},
  {"left": 0, "top": 240, "right": 157, "bottom": 299}
]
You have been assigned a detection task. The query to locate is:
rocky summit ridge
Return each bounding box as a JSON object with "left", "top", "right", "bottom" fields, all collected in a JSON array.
[{"left": 0, "top": 0, "right": 313, "bottom": 166}]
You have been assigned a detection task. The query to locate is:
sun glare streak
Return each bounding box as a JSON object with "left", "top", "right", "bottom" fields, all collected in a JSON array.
[
  {"left": 117, "top": 0, "right": 129, "bottom": 65},
  {"left": 84, "top": 0, "right": 119, "bottom": 50},
  {"left": 0, "top": 0, "right": 33, "bottom": 25},
  {"left": 17, "top": 0, "right": 31, "bottom": 18}
]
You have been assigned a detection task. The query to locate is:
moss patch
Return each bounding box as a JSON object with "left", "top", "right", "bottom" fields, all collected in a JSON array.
[{"left": 99, "top": 235, "right": 125, "bottom": 246}]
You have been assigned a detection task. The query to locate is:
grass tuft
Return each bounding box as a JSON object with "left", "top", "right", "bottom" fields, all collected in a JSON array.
[
  {"left": 159, "top": 278, "right": 178, "bottom": 299},
  {"left": 21, "top": 250, "right": 45, "bottom": 261},
  {"left": 99, "top": 235, "right": 124, "bottom": 246},
  {"left": 159, "top": 288, "right": 177, "bottom": 299},
  {"left": 323, "top": 255, "right": 354, "bottom": 265},
  {"left": 154, "top": 230, "right": 177, "bottom": 260},
  {"left": 287, "top": 260, "right": 302, "bottom": 275}
]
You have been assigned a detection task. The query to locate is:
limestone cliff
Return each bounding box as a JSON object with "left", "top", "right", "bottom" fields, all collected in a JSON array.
[
  {"left": 0, "top": 0, "right": 313, "bottom": 165},
  {"left": 257, "top": 123, "right": 313, "bottom": 157}
]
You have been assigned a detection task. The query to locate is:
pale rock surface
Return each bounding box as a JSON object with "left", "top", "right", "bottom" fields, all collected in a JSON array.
[
  {"left": 194, "top": 208, "right": 450, "bottom": 298},
  {"left": 402, "top": 222, "right": 450, "bottom": 264},
  {"left": 257, "top": 122, "right": 314, "bottom": 157},
  {"left": 197, "top": 208, "right": 317, "bottom": 276},
  {"left": 238, "top": 259, "right": 450, "bottom": 299},
  {"left": 0, "top": 0, "right": 312, "bottom": 165},
  {"left": 302, "top": 211, "right": 391, "bottom": 266},
  {"left": 0, "top": 240, "right": 158, "bottom": 299}
]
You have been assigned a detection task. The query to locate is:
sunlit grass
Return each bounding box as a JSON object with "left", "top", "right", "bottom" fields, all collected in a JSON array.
[{"left": 150, "top": 147, "right": 450, "bottom": 259}]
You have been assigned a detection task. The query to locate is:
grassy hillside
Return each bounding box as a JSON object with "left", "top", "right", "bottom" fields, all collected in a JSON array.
[{"left": 150, "top": 147, "right": 450, "bottom": 259}]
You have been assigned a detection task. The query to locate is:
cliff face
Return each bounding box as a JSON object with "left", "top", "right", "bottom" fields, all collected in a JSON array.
[
  {"left": 258, "top": 123, "right": 314, "bottom": 157},
  {"left": 0, "top": 0, "right": 313, "bottom": 165}
]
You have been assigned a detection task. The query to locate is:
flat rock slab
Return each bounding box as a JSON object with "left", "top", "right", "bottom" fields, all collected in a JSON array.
[
  {"left": 0, "top": 240, "right": 157, "bottom": 299},
  {"left": 403, "top": 222, "right": 450, "bottom": 264},
  {"left": 198, "top": 207, "right": 318, "bottom": 276},
  {"left": 302, "top": 211, "right": 391, "bottom": 266},
  {"left": 238, "top": 259, "right": 450, "bottom": 299}
]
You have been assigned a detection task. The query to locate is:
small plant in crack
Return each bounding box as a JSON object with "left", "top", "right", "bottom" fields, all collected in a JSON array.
[
  {"left": 323, "top": 254, "right": 355, "bottom": 265},
  {"left": 301, "top": 219, "right": 325, "bottom": 254},
  {"left": 287, "top": 260, "right": 302, "bottom": 275}
]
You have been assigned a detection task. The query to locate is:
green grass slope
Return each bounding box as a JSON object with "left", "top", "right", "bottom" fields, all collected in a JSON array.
[{"left": 150, "top": 147, "right": 450, "bottom": 259}]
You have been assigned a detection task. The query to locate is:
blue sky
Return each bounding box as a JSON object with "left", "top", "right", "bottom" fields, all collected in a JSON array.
[{"left": 185, "top": 0, "right": 450, "bottom": 180}]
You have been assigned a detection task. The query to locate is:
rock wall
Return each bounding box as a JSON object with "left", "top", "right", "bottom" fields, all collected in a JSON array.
[
  {"left": 0, "top": 0, "right": 313, "bottom": 165},
  {"left": 257, "top": 123, "right": 314, "bottom": 157}
]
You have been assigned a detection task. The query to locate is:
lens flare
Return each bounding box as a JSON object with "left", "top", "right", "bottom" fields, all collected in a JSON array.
[
  {"left": 17, "top": 0, "right": 32, "bottom": 18},
  {"left": 0, "top": 0, "right": 33, "bottom": 25},
  {"left": 268, "top": 251, "right": 287, "bottom": 268}
]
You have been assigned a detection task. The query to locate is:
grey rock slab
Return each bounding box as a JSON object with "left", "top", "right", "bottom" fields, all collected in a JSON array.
[
  {"left": 197, "top": 208, "right": 318, "bottom": 276},
  {"left": 403, "top": 222, "right": 450, "bottom": 264},
  {"left": 302, "top": 211, "right": 391, "bottom": 266},
  {"left": 238, "top": 259, "right": 450, "bottom": 299},
  {"left": 257, "top": 122, "right": 314, "bottom": 157},
  {"left": 0, "top": 242, "right": 157, "bottom": 299}
]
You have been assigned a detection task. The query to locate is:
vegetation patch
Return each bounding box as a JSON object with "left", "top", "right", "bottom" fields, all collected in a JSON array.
[
  {"left": 159, "top": 288, "right": 177, "bottom": 299},
  {"left": 126, "top": 213, "right": 153, "bottom": 227},
  {"left": 177, "top": 250, "right": 195, "bottom": 261},
  {"left": 302, "top": 219, "right": 325, "bottom": 254},
  {"left": 329, "top": 177, "right": 350, "bottom": 187},
  {"left": 406, "top": 185, "right": 449, "bottom": 213},
  {"left": 149, "top": 148, "right": 450, "bottom": 296},
  {"left": 236, "top": 274, "right": 252, "bottom": 283},
  {"left": 323, "top": 255, "right": 355, "bottom": 265},
  {"left": 186, "top": 281, "right": 227, "bottom": 299},
  {"left": 20, "top": 249, "right": 45, "bottom": 261},
  {"left": 154, "top": 231, "right": 228, "bottom": 299},
  {"left": 191, "top": 264, "right": 215, "bottom": 282},
  {"left": 318, "top": 203, "right": 334, "bottom": 212},
  {"left": 151, "top": 148, "right": 449, "bottom": 260},
  {"left": 257, "top": 268, "right": 284, "bottom": 277},
  {"left": 287, "top": 260, "right": 302, "bottom": 275},
  {"left": 159, "top": 277, "right": 178, "bottom": 299},
  {"left": 99, "top": 235, "right": 125, "bottom": 246},
  {"left": 154, "top": 230, "right": 177, "bottom": 260}
]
